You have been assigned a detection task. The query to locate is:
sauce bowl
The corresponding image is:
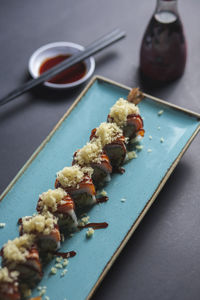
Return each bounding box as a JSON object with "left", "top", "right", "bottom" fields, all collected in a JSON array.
[{"left": 28, "top": 42, "right": 95, "bottom": 89}]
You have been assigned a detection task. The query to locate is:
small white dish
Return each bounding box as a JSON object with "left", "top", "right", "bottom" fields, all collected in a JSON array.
[{"left": 28, "top": 42, "right": 95, "bottom": 89}]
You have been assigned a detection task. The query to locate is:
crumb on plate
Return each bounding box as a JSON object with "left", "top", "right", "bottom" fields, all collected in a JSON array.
[
  {"left": 127, "top": 151, "right": 137, "bottom": 160},
  {"left": 62, "top": 259, "right": 69, "bottom": 267},
  {"left": 79, "top": 216, "right": 90, "bottom": 227},
  {"left": 39, "top": 289, "right": 46, "bottom": 297},
  {"left": 56, "top": 257, "right": 62, "bottom": 263},
  {"left": 158, "top": 110, "right": 164, "bottom": 116},
  {"left": 86, "top": 228, "right": 94, "bottom": 238},
  {"left": 55, "top": 263, "right": 63, "bottom": 269},
  {"left": 50, "top": 267, "right": 57, "bottom": 275},
  {"left": 100, "top": 189, "right": 107, "bottom": 197},
  {"left": 160, "top": 137, "right": 164, "bottom": 143},
  {"left": 135, "top": 145, "right": 143, "bottom": 151},
  {"left": 61, "top": 269, "right": 68, "bottom": 277},
  {"left": 39, "top": 286, "right": 47, "bottom": 297}
]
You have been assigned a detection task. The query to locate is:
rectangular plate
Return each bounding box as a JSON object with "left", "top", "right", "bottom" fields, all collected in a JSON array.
[{"left": 0, "top": 76, "right": 200, "bottom": 300}]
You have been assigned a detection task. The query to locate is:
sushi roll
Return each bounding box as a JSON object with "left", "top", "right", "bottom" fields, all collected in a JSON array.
[
  {"left": 90, "top": 122, "right": 127, "bottom": 169},
  {"left": 55, "top": 165, "right": 96, "bottom": 208},
  {"left": 72, "top": 142, "right": 112, "bottom": 187},
  {"left": 1, "top": 235, "right": 42, "bottom": 288},
  {"left": 0, "top": 267, "right": 20, "bottom": 300},
  {"left": 37, "top": 188, "right": 78, "bottom": 231},
  {"left": 19, "top": 212, "right": 61, "bottom": 253},
  {"left": 107, "top": 96, "right": 144, "bottom": 141}
]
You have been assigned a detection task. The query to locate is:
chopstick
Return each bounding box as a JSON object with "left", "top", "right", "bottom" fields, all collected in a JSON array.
[{"left": 0, "top": 28, "right": 126, "bottom": 107}]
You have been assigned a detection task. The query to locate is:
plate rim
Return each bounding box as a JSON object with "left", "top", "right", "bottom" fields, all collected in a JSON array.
[{"left": 0, "top": 75, "right": 200, "bottom": 299}]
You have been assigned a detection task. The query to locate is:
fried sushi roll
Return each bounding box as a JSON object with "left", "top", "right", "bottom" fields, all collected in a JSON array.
[
  {"left": 55, "top": 165, "right": 96, "bottom": 208},
  {"left": 1, "top": 235, "right": 42, "bottom": 288},
  {"left": 72, "top": 142, "right": 112, "bottom": 187},
  {"left": 19, "top": 213, "right": 61, "bottom": 253},
  {"left": 107, "top": 97, "right": 144, "bottom": 142},
  {"left": 37, "top": 188, "right": 78, "bottom": 231},
  {"left": 90, "top": 122, "right": 127, "bottom": 169},
  {"left": 0, "top": 267, "right": 20, "bottom": 300}
]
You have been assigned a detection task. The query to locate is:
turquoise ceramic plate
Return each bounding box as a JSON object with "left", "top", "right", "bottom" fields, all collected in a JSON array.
[{"left": 0, "top": 76, "right": 200, "bottom": 300}]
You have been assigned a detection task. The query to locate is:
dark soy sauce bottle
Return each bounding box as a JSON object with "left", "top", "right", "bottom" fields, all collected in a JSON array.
[{"left": 140, "top": 0, "right": 187, "bottom": 82}]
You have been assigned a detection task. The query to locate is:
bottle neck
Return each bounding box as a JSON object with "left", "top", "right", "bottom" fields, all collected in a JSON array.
[{"left": 155, "top": 0, "right": 178, "bottom": 15}]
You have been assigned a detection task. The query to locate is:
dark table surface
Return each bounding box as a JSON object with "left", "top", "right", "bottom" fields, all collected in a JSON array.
[{"left": 0, "top": 0, "right": 200, "bottom": 299}]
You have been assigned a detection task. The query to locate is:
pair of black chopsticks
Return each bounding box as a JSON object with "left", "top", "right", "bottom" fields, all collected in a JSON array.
[{"left": 0, "top": 28, "right": 126, "bottom": 107}]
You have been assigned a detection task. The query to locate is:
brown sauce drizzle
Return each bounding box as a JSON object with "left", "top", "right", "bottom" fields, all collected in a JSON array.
[
  {"left": 18, "top": 218, "right": 22, "bottom": 224},
  {"left": 54, "top": 251, "right": 76, "bottom": 258},
  {"left": 96, "top": 196, "right": 109, "bottom": 203},
  {"left": 78, "top": 222, "right": 108, "bottom": 229}
]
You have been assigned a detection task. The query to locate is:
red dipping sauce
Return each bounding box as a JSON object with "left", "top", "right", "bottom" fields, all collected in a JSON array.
[{"left": 39, "top": 54, "right": 87, "bottom": 84}]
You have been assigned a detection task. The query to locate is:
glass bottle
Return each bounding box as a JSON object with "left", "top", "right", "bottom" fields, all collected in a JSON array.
[{"left": 140, "top": 0, "right": 187, "bottom": 82}]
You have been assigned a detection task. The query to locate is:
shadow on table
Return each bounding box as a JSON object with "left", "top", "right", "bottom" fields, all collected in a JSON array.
[{"left": 0, "top": 73, "right": 83, "bottom": 123}]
